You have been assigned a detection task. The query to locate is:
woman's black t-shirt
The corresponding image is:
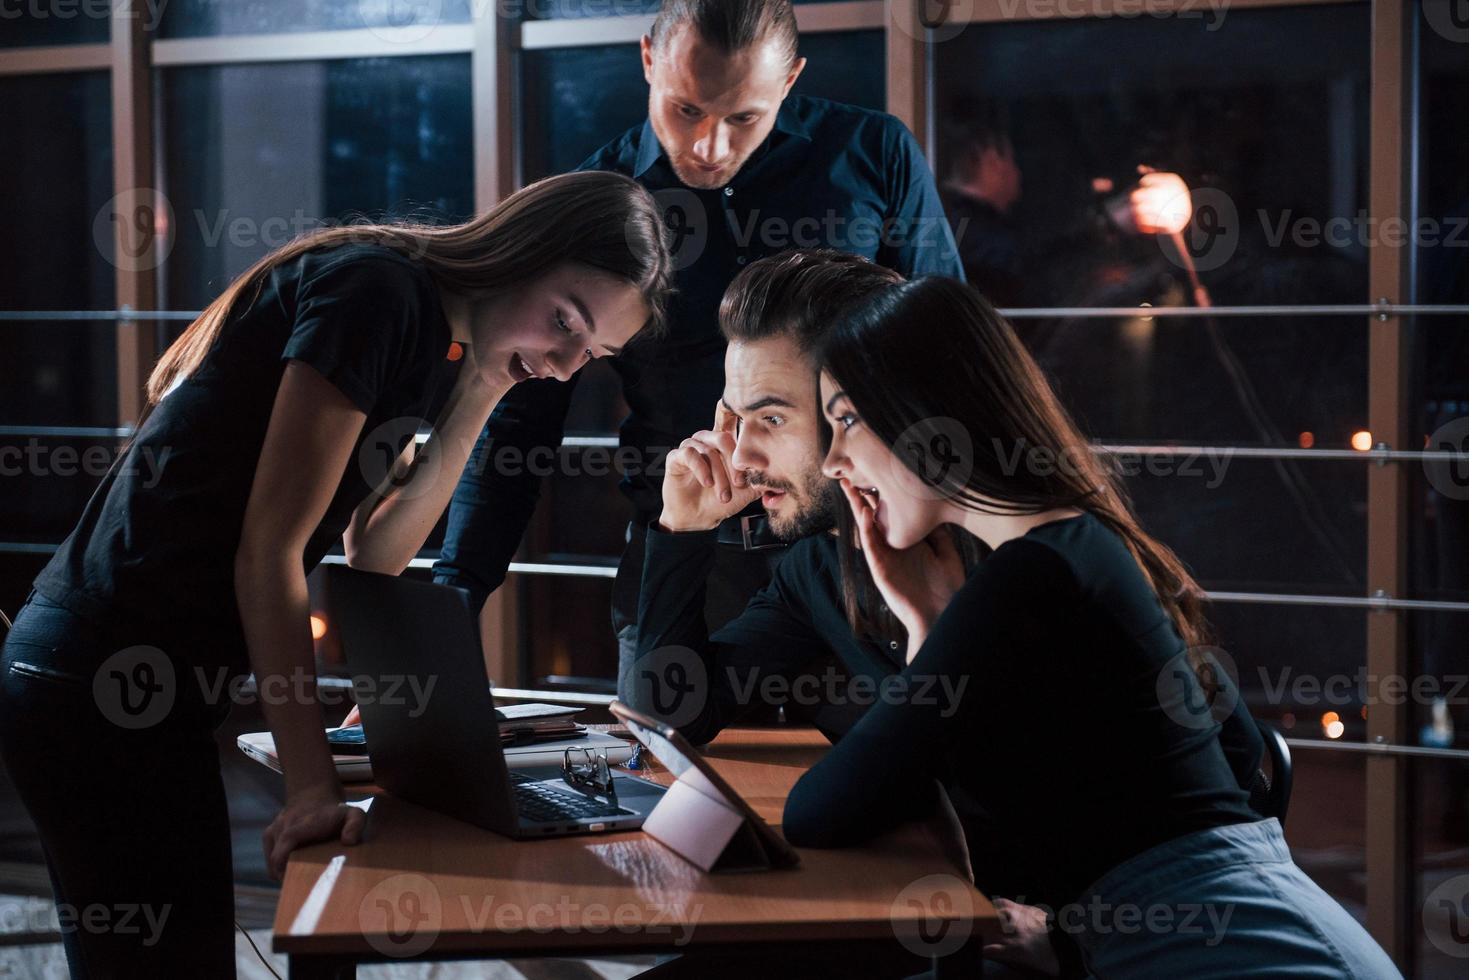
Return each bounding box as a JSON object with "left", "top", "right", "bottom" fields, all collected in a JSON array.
[
  {"left": 33, "top": 243, "right": 455, "bottom": 674},
  {"left": 781, "top": 511, "right": 1261, "bottom": 912}
]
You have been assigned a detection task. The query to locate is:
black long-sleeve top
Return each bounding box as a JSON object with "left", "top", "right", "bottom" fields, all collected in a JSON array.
[{"left": 780, "top": 512, "right": 1263, "bottom": 918}]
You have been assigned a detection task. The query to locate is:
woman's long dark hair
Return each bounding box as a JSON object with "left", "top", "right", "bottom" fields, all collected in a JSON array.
[
  {"left": 821, "top": 276, "right": 1214, "bottom": 659},
  {"left": 147, "top": 170, "right": 672, "bottom": 404}
]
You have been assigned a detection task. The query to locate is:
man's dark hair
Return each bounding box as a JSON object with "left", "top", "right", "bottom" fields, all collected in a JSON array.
[
  {"left": 719, "top": 249, "right": 904, "bottom": 355},
  {"left": 651, "top": 0, "right": 800, "bottom": 71}
]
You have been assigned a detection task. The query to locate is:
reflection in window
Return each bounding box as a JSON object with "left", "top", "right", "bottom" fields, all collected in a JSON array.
[
  {"left": 158, "top": 55, "right": 474, "bottom": 310},
  {"left": 156, "top": 0, "right": 470, "bottom": 38},
  {"left": 934, "top": 7, "right": 1370, "bottom": 308},
  {"left": 522, "top": 30, "right": 883, "bottom": 180}
]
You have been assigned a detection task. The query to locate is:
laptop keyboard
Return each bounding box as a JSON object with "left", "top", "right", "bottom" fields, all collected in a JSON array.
[{"left": 512, "top": 776, "right": 635, "bottom": 823}]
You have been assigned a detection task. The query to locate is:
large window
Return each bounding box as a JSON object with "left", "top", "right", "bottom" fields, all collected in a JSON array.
[{"left": 2, "top": 2, "right": 1464, "bottom": 970}]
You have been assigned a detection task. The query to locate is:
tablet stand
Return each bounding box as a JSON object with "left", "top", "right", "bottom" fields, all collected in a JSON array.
[{"left": 640, "top": 767, "right": 784, "bottom": 872}]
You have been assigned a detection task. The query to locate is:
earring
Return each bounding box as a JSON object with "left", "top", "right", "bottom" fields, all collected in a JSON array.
[{"left": 585, "top": 347, "right": 594, "bottom": 359}]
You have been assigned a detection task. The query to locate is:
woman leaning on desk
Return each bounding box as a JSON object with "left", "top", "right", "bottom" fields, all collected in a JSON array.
[
  {"left": 783, "top": 276, "right": 1402, "bottom": 980},
  {"left": 0, "top": 171, "right": 671, "bottom": 977}
]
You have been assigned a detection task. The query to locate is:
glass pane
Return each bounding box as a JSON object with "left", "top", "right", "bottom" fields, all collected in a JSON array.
[
  {"left": 1208, "top": 603, "right": 1366, "bottom": 743},
  {"left": 156, "top": 0, "right": 470, "bottom": 38},
  {"left": 157, "top": 55, "right": 473, "bottom": 310},
  {"left": 0, "top": 7, "right": 109, "bottom": 47},
  {"left": 1414, "top": 756, "right": 1469, "bottom": 978},
  {"left": 0, "top": 72, "right": 114, "bottom": 310},
  {"left": 1017, "top": 313, "right": 1368, "bottom": 446},
  {"left": 1414, "top": 1, "right": 1469, "bottom": 700},
  {"left": 1127, "top": 456, "right": 1366, "bottom": 595},
  {"left": 933, "top": 5, "right": 1371, "bottom": 308},
  {"left": 0, "top": 431, "right": 125, "bottom": 546},
  {"left": 0, "top": 319, "right": 120, "bottom": 429},
  {"left": 1286, "top": 749, "right": 1370, "bottom": 928},
  {"left": 520, "top": 575, "right": 617, "bottom": 690},
  {"left": 522, "top": 30, "right": 883, "bottom": 180}
]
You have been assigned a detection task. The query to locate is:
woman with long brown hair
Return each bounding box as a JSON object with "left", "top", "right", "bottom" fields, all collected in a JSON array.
[
  {"left": 784, "top": 277, "right": 1399, "bottom": 978},
  {"left": 0, "top": 170, "right": 671, "bottom": 976}
]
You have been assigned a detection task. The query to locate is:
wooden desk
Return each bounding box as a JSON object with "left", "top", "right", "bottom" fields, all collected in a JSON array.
[{"left": 272, "top": 727, "right": 997, "bottom": 978}]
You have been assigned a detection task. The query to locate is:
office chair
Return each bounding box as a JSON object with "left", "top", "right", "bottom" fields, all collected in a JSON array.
[{"left": 1249, "top": 720, "right": 1293, "bottom": 826}]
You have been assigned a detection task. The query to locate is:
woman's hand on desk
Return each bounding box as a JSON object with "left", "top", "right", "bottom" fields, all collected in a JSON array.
[
  {"left": 839, "top": 479, "right": 966, "bottom": 657},
  {"left": 263, "top": 784, "right": 366, "bottom": 880}
]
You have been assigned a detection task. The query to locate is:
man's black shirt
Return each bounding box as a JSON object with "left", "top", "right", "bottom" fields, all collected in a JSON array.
[{"left": 432, "top": 96, "right": 964, "bottom": 610}]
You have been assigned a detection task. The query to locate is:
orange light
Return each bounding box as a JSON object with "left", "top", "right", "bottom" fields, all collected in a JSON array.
[
  {"left": 1322, "top": 711, "right": 1340, "bottom": 727},
  {"left": 1351, "top": 430, "right": 1373, "bottom": 452},
  {"left": 446, "top": 341, "right": 464, "bottom": 362},
  {"left": 1361, "top": 705, "right": 1368, "bottom": 720},
  {"left": 1298, "top": 431, "right": 1315, "bottom": 449},
  {"left": 1325, "top": 720, "right": 1345, "bottom": 739},
  {"left": 310, "top": 614, "right": 328, "bottom": 640}
]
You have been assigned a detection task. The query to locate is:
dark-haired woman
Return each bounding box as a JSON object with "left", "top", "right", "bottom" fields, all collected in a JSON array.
[
  {"left": 784, "top": 277, "right": 1400, "bottom": 978},
  {"left": 0, "top": 170, "right": 671, "bottom": 976}
]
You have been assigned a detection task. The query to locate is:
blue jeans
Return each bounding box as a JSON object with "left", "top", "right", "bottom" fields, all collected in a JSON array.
[
  {"left": 0, "top": 591, "right": 239, "bottom": 978},
  {"left": 1067, "top": 818, "right": 1401, "bottom": 979}
]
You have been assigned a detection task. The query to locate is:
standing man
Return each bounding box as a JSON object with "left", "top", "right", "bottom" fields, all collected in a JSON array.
[{"left": 434, "top": 0, "right": 962, "bottom": 699}]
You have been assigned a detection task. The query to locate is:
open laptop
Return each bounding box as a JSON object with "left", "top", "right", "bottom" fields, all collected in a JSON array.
[{"left": 321, "top": 564, "right": 666, "bottom": 838}]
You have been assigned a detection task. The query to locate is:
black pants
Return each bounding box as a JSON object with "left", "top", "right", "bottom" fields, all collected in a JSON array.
[
  {"left": 0, "top": 591, "right": 238, "bottom": 978},
  {"left": 613, "top": 517, "right": 785, "bottom": 705}
]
